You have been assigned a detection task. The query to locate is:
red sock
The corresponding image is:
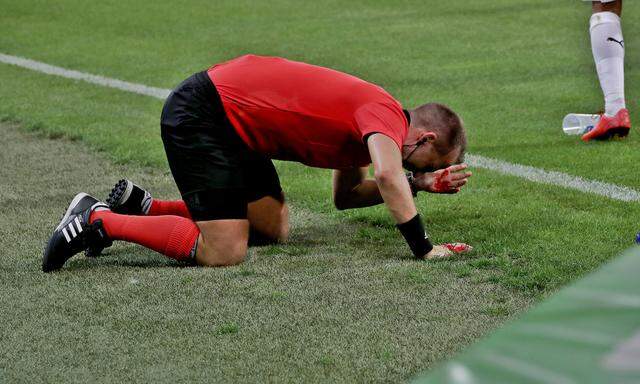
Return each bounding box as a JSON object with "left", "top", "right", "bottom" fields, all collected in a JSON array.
[
  {"left": 90, "top": 210, "right": 199, "bottom": 261},
  {"left": 148, "top": 199, "right": 192, "bottom": 219}
]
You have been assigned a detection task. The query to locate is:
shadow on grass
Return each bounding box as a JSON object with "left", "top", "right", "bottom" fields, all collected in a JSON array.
[{"left": 63, "top": 247, "right": 186, "bottom": 271}]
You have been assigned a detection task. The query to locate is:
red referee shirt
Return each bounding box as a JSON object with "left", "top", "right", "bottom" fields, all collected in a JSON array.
[{"left": 207, "top": 55, "right": 408, "bottom": 169}]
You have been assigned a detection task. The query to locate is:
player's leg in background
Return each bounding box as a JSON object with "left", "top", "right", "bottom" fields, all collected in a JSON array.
[
  {"left": 591, "top": 0, "right": 625, "bottom": 117},
  {"left": 592, "top": 0, "right": 622, "bottom": 17}
]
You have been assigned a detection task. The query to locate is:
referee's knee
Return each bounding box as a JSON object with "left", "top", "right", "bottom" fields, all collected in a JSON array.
[
  {"left": 269, "top": 207, "right": 290, "bottom": 243},
  {"left": 274, "top": 202, "right": 290, "bottom": 242},
  {"left": 249, "top": 222, "right": 289, "bottom": 245},
  {"left": 272, "top": 222, "right": 289, "bottom": 244},
  {"left": 194, "top": 224, "right": 249, "bottom": 267},
  {"left": 197, "top": 246, "right": 246, "bottom": 267}
]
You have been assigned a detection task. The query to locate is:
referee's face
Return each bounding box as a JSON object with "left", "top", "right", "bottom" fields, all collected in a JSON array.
[{"left": 405, "top": 145, "right": 460, "bottom": 173}]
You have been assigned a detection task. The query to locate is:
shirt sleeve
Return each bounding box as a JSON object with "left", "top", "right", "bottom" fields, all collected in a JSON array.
[{"left": 354, "top": 102, "right": 408, "bottom": 151}]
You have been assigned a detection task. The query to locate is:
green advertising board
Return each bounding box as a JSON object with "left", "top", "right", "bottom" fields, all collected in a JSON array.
[{"left": 415, "top": 247, "right": 640, "bottom": 384}]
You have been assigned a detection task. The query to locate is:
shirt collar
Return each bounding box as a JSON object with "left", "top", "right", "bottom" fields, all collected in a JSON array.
[{"left": 403, "top": 109, "right": 411, "bottom": 125}]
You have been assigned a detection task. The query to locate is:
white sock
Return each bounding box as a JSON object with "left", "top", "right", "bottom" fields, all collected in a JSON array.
[{"left": 590, "top": 11, "right": 626, "bottom": 117}]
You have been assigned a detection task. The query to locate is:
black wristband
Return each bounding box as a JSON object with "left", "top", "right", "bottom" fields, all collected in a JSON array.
[{"left": 396, "top": 214, "right": 433, "bottom": 259}]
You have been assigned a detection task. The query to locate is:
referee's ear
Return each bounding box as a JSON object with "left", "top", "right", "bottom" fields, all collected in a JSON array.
[{"left": 422, "top": 131, "right": 437, "bottom": 143}]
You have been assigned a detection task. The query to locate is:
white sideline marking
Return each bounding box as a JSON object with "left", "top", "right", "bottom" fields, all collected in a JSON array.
[
  {"left": 0, "top": 53, "right": 170, "bottom": 100},
  {"left": 1, "top": 52, "right": 639, "bottom": 203},
  {"left": 467, "top": 155, "right": 640, "bottom": 202}
]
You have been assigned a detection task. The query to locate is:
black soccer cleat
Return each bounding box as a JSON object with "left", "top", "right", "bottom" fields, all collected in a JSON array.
[
  {"left": 42, "top": 193, "right": 112, "bottom": 272},
  {"left": 106, "top": 179, "right": 152, "bottom": 215},
  {"left": 86, "top": 180, "right": 151, "bottom": 258},
  {"left": 84, "top": 243, "right": 104, "bottom": 258}
]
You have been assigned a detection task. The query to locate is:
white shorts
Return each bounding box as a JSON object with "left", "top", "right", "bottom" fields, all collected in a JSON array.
[{"left": 583, "top": 0, "right": 617, "bottom": 3}]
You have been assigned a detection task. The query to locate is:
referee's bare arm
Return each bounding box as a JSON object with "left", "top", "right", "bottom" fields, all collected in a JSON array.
[
  {"left": 332, "top": 166, "right": 383, "bottom": 209},
  {"left": 366, "top": 133, "right": 417, "bottom": 223}
]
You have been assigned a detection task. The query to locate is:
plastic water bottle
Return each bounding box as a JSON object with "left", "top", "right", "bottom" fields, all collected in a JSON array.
[
  {"left": 636, "top": 232, "right": 640, "bottom": 244},
  {"left": 562, "top": 113, "right": 601, "bottom": 135}
]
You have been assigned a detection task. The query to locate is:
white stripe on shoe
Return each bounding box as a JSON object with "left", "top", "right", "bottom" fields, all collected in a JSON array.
[
  {"left": 62, "top": 227, "right": 71, "bottom": 243},
  {"left": 68, "top": 223, "right": 77, "bottom": 237},
  {"left": 74, "top": 217, "right": 83, "bottom": 233},
  {"left": 141, "top": 195, "right": 152, "bottom": 215}
]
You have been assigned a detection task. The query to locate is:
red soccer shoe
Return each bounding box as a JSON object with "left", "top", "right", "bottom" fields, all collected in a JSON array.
[{"left": 581, "top": 108, "right": 631, "bottom": 142}]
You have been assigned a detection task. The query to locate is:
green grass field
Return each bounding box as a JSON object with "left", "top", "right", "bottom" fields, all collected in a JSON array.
[{"left": 1, "top": 0, "right": 639, "bottom": 382}]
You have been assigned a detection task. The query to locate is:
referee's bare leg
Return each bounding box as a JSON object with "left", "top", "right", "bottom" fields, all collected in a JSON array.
[
  {"left": 248, "top": 193, "right": 289, "bottom": 244},
  {"left": 194, "top": 193, "right": 289, "bottom": 266},
  {"left": 195, "top": 219, "right": 250, "bottom": 267}
]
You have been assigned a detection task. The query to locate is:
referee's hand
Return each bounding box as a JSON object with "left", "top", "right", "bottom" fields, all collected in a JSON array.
[
  {"left": 414, "top": 164, "right": 472, "bottom": 194},
  {"left": 424, "top": 245, "right": 452, "bottom": 259}
]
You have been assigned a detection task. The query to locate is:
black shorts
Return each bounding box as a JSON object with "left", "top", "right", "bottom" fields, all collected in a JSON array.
[{"left": 160, "top": 71, "right": 282, "bottom": 221}]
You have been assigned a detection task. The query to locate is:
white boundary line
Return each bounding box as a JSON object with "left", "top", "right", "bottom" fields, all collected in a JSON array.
[
  {"left": 466, "top": 155, "right": 640, "bottom": 202},
  {"left": 0, "top": 53, "right": 170, "bottom": 100},
  {"left": 1, "top": 52, "right": 638, "bottom": 203}
]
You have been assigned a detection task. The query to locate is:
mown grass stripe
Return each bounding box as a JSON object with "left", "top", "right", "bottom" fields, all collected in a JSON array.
[{"left": 2, "top": 52, "right": 638, "bottom": 203}]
